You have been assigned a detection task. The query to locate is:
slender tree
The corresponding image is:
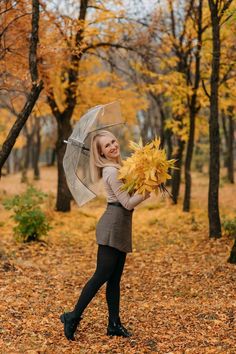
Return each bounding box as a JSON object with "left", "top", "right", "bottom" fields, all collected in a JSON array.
[
  {"left": 221, "top": 107, "right": 235, "bottom": 183},
  {"left": 207, "top": 0, "right": 233, "bottom": 237},
  {"left": 183, "top": 0, "right": 203, "bottom": 211}
]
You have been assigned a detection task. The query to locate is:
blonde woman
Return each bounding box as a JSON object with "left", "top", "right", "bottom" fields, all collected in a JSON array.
[{"left": 60, "top": 130, "right": 150, "bottom": 341}]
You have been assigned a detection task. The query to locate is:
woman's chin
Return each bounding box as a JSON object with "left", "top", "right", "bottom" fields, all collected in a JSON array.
[{"left": 110, "top": 153, "right": 119, "bottom": 159}]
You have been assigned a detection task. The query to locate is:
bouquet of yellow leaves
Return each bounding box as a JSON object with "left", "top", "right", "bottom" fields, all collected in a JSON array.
[{"left": 118, "top": 137, "right": 177, "bottom": 197}]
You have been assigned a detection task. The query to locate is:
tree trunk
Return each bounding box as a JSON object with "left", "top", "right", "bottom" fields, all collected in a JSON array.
[
  {"left": 165, "top": 129, "right": 173, "bottom": 161},
  {"left": 156, "top": 95, "right": 166, "bottom": 148},
  {"left": 171, "top": 139, "right": 185, "bottom": 204},
  {"left": 21, "top": 127, "right": 33, "bottom": 183},
  {"left": 50, "top": 148, "right": 56, "bottom": 166},
  {"left": 165, "top": 129, "right": 173, "bottom": 187},
  {"left": 55, "top": 117, "right": 72, "bottom": 211},
  {"left": 221, "top": 109, "right": 229, "bottom": 168},
  {"left": 228, "top": 239, "right": 236, "bottom": 264},
  {"left": 227, "top": 109, "right": 234, "bottom": 183},
  {"left": 183, "top": 108, "right": 195, "bottom": 211},
  {"left": 33, "top": 120, "right": 41, "bottom": 180},
  {"left": 208, "top": 0, "right": 221, "bottom": 238},
  {"left": 138, "top": 109, "right": 150, "bottom": 144},
  {"left": 183, "top": 0, "right": 202, "bottom": 212}
]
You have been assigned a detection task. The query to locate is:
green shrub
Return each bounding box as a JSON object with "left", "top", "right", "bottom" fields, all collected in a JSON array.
[
  {"left": 222, "top": 217, "right": 236, "bottom": 238},
  {"left": 3, "top": 186, "right": 51, "bottom": 242}
]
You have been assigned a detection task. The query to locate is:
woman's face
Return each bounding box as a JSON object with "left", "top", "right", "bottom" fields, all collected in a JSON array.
[{"left": 99, "top": 135, "right": 120, "bottom": 162}]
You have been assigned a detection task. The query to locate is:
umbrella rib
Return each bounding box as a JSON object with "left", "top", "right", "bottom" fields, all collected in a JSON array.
[{"left": 87, "top": 122, "right": 126, "bottom": 135}]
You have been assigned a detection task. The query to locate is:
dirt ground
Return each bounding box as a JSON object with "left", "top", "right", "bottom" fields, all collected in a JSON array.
[{"left": 0, "top": 167, "right": 235, "bottom": 353}]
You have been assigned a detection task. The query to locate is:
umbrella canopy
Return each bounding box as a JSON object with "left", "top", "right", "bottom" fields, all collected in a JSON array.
[{"left": 63, "top": 101, "right": 125, "bottom": 207}]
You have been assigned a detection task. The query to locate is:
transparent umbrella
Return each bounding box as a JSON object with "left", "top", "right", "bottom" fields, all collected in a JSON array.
[{"left": 63, "top": 101, "right": 125, "bottom": 207}]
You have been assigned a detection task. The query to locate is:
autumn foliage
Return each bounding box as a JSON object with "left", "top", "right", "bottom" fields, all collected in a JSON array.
[
  {"left": 0, "top": 167, "right": 236, "bottom": 352},
  {"left": 0, "top": 0, "right": 235, "bottom": 350},
  {"left": 118, "top": 138, "right": 176, "bottom": 196}
]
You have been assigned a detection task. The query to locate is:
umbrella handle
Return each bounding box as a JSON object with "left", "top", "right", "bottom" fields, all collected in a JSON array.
[
  {"left": 64, "top": 138, "right": 84, "bottom": 147},
  {"left": 64, "top": 140, "right": 90, "bottom": 152}
]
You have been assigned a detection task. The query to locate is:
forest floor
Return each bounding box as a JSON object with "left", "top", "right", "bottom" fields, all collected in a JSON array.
[{"left": 0, "top": 166, "right": 235, "bottom": 354}]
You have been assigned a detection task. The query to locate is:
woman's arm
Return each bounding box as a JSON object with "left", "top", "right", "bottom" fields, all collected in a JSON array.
[{"left": 105, "top": 167, "right": 150, "bottom": 210}]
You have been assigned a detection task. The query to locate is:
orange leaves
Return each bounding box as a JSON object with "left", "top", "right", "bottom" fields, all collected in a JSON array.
[{"left": 0, "top": 166, "right": 236, "bottom": 352}]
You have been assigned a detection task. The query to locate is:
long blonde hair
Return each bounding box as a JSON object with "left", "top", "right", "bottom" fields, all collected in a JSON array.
[{"left": 89, "top": 130, "right": 122, "bottom": 183}]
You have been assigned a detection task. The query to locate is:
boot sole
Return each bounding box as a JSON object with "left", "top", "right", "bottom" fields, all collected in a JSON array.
[{"left": 107, "top": 330, "right": 131, "bottom": 337}]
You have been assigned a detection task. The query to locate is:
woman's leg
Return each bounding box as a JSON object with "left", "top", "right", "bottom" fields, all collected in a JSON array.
[
  {"left": 70, "top": 245, "right": 120, "bottom": 320},
  {"left": 106, "top": 251, "right": 126, "bottom": 323}
]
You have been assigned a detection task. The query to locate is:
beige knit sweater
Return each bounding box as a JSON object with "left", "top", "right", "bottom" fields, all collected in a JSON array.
[{"left": 102, "top": 166, "right": 148, "bottom": 211}]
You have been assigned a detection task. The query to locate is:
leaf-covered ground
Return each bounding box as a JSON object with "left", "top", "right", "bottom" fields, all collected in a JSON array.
[{"left": 0, "top": 167, "right": 235, "bottom": 353}]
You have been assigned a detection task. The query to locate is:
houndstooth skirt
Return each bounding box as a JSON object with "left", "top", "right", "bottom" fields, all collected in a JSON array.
[{"left": 96, "top": 203, "right": 134, "bottom": 253}]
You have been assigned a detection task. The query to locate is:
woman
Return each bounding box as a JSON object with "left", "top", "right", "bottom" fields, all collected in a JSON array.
[{"left": 60, "top": 130, "right": 150, "bottom": 341}]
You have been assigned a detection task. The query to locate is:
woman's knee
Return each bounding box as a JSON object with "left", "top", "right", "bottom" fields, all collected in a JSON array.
[{"left": 91, "top": 269, "right": 111, "bottom": 286}]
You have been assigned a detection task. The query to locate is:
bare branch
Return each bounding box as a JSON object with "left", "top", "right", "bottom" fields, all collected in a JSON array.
[
  {"left": 219, "top": 0, "right": 233, "bottom": 19},
  {"left": 168, "top": 0, "right": 176, "bottom": 39},
  {"left": 0, "top": 13, "right": 31, "bottom": 40},
  {"left": 86, "top": 50, "right": 134, "bottom": 81},
  {"left": 83, "top": 42, "right": 142, "bottom": 56},
  {"left": 202, "top": 79, "right": 211, "bottom": 99},
  {"left": 0, "top": 1, "right": 19, "bottom": 17},
  {"left": 219, "top": 63, "right": 235, "bottom": 86},
  {"left": 0, "top": 81, "right": 43, "bottom": 175}
]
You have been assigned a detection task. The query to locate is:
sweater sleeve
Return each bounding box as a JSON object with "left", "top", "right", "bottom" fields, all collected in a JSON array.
[{"left": 105, "top": 167, "right": 149, "bottom": 210}]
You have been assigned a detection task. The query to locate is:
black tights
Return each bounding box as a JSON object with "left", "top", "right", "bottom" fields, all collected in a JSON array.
[{"left": 71, "top": 245, "right": 126, "bottom": 322}]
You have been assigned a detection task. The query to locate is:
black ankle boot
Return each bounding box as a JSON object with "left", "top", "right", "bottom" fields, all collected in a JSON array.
[
  {"left": 107, "top": 317, "right": 132, "bottom": 337},
  {"left": 60, "top": 312, "right": 82, "bottom": 341}
]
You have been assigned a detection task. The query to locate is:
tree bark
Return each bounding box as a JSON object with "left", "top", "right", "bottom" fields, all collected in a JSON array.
[
  {"left": 50, "top": 148, "right": 56, "bottom": 166},
  {"left": 221, "top": 107, "right": 235, "bottom": 182},
  {"left": 208, "top": 0, "right": 221, "bottom": 238},
  {"left": 183, "top": 105, "right": 195, "bottom": 211},
  {"left": 165, "top": 129, "right": 173, "bottom": 161},
  {"left": 171, "top": 139, "right": 185, "bottom": 204},
  {"left": 21, "top": 127, "right": 33, "bottom": 183},
  {"left": 165, "top": 129, "right": 173, "bottom": 187},
  {"left": 183, "top": 0, "right": 203, "bottom": 212},
  {"left": 55, "top": 117, "right": 72, "bottom": 211},
  {"left": 227, "top": 108, "right": 234, "bottom": 183},
  {"left": 221, "top": 109, "right": 229, "bottom": 168},
  {"left": 33, "top": 119, "right": 41, "bottom": 180},
  {"left": 153, "top": 94, "right": 166, "bottom": 148}
]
